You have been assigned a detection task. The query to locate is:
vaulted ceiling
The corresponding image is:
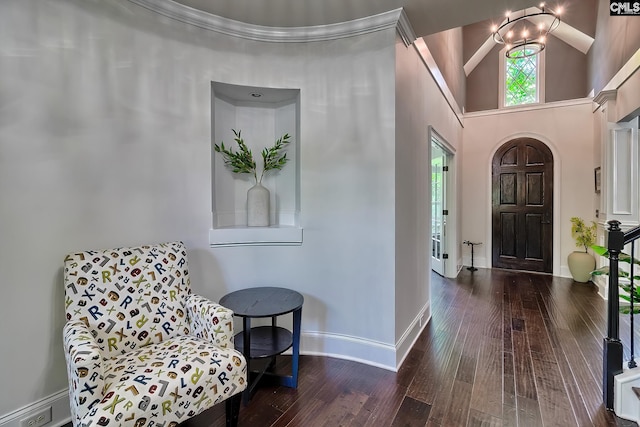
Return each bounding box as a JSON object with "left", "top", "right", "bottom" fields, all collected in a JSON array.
[
  {"left": 172, "top": 0, "right": 597, "bottom": 65},
  {"left": 165, "top": 0, "right": 597, "bottom": 112}
]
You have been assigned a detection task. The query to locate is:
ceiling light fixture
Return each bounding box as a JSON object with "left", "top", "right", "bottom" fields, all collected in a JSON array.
[{"left": 492, "top": 3, "right": 561, "bottom": 58}]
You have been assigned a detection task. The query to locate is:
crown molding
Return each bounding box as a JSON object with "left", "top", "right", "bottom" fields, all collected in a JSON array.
[
  {"left": 128, "top": 0, "right": 406, "bottom": 42},
  {"left": 396, "top": 8, "right": 417, "bottom": 47},
  {"left": 593, "top": 89, "right": 618, "bottom": 106}
]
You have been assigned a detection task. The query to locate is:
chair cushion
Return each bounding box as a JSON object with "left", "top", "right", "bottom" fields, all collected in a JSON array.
[
  {"left": 64, "top": 242, "right": 192, "bottom": 359},
  {"left": 88, "top": 335, "right": 246, "bottom": 426}
]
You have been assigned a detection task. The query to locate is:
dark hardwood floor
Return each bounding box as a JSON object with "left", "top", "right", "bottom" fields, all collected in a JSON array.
[{"left": 185, "top": 268, "right": 638, "bottom": 427}]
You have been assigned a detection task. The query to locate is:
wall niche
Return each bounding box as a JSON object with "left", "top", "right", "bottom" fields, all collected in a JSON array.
[{"left": 210, "top": 82, "right": 302, "bottom": 246}]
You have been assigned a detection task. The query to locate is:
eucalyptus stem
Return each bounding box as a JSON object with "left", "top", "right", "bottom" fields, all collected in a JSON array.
[
  {"left": 259, "top": 133, "right": 290, "bottom": 183},
  {"left": 214, "top": 129, "right": 291, "bottom": 184}
]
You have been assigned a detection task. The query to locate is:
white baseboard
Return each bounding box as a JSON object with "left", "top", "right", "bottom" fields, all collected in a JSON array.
[
  {"left": 0, "top": 390, "right": 70, "bottom": 427},
  {"left": 395, "top": 302, "right": 431, "bottom": 369},
  {"left": 615, "top": 366, "right": 640, "bottom": 423},
  {"left": 300, "top": 331, "right": 397, "bottom": 371},
  {"left": 300, "top": 305, "right": 430, "bottom": 373},
  {"left": 592, "top": 274, "right": 608, "bottom": 299},
  {"left": 462, "top": 256, "right": 487, "bottom": 269},
  {"left": 559, "top": 265, "right": 573, "bottom": 279},
  {"left": 456, "top": 259, "right": 463, "bottom": 276}
]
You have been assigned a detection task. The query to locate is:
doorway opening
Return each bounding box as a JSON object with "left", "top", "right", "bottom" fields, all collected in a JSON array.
[{"left": 431, "top": 132, "right": 454, "bottom": 277}]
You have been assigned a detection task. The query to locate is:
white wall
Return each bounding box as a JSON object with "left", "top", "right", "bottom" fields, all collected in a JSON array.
[
  {"left": 394, "top": 35, "right": 463, "bottom": 365},
  {"left": 0, "top": 0, "right": 399, "bottom": 419},
  {"left": 461, "top": 100, "right": 596, "bottom": 277}
]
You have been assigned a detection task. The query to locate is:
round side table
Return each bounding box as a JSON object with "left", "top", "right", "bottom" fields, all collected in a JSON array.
[{"left": 220, "top": 287, "right": 303, "bottom": 402}]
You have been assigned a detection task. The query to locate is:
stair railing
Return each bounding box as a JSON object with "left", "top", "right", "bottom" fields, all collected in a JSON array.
[{"left": 604, "top": 220, "right": 640, "bottom": 410}]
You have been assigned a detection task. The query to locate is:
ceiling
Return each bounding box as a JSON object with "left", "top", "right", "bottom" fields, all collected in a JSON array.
[{"left": 173, "top": 0, "right": 540, "bottom": 37}]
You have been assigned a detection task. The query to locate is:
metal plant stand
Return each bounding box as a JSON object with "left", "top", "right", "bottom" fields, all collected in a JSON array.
[{"left": 463, "top": 240, "right": 482, "bottom": 271}]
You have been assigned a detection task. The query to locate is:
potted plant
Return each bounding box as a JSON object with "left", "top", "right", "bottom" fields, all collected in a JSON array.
[
  {"left": 568, "top": 217, "right": 597, "bottom": 282},
  {"left": 214, "top": 129, "right": 290, "bottom": 226}
]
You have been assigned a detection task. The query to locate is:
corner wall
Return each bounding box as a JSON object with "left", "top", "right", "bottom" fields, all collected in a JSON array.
[
  {"left": 0, "top": 0, "right": 398, "bottom": 420},
  {"left": 394, "top": 35, "right": 463, "bottom": 366}
]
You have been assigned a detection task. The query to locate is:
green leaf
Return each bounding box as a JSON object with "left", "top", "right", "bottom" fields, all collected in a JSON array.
[
  {"left": 259, "top": 132, "right": 291, "bottom": 182},
  {"left": 591, "top": 245, "right": 608, "bottom": 257},
  {"left": 213, "top": 129, "right": 258, "bottom": 182},
  {"left": 620, "top": 306, "right": 640, "bottom": 315},
  {"left": 214, "top": 129, "right": 292, "bottom": 184},
  {"left": 591, "top": 266, "right": 609, "bottom": 276}
]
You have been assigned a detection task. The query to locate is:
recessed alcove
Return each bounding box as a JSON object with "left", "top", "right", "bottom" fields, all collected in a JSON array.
[{"left": 210, "top": 82, "right": 302, "bottom": 246}]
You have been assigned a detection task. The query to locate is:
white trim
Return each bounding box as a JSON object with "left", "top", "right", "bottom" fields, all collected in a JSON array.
[
  {"left": 396, "top": 8, "right": 417, "bottom": 47},
  {"left": 412, "top": 38, "right": 464, "bottom": 126},
  {"left": 464, "top": 97, "right": 593, "bottom": 119},
  {"left": 209, "top": 226, "right": 303, "bottom": 247},
  {"left": 0, "top": 390, "right": 70, "bottom": 427},
  {"left": 592, "top": 272, "right": 608, "bottom": 299},
  {"left": 462, "top": 255, "right": 489, "bottom": 269},
  {"left": 429, "top": 125, "right": 457, "bottom": 154},
  {"left": 614, "top": 366, "right": 640, "bottom": 423},
  {"left": 300, "top": 331, "right": 397, "bottom": 371},
  {"left": 593, "top": 89, "right": 618, "bottom": 111},
  {"left": 548, "top": 17, "right": 594, "bottom": 54},
  {"left": 559, "top": 264, "right": 573, "bottom": 279},
  {"left": 602, "top": 47, "right": 640, "bottom": 93},
  {"left": 429, "top": 126, "right": 459, "bottom": 279},
  {"left": 128, "top": 0, "right": 404, "bottom": 42},
  {"left": 395, "top": 302, "right": 431, "bottom": 369},
  {"left": 300, "top": 300, "right": 431, "bottom": 372}
]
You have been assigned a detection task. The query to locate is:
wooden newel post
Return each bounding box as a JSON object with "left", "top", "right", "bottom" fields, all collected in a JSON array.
[{"left": 604, "top": 220, "right": 624, "bottom": 410}]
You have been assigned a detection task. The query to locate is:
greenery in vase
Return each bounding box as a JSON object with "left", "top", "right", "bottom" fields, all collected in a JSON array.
[
  {"left": 570, "top": 217, "right": 597, "bottom": 253},
  {"left": 591, "top": 245, "right": 640, "bottom": 314},
  {"left": 214, "top": 129, "right": 291, "bottom": 184}
]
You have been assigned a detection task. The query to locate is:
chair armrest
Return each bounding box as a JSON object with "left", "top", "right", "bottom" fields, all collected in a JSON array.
[
  {"left": 186, "top": 294, "right": 236, "bottom": 349},
  {"left": 63, "top": 320, "right": 104, "bottom": 423}
]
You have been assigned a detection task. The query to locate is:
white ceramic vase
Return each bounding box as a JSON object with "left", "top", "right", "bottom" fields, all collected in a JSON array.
[
  {"left": 247, "top": 182, "right": 270, "bottom": 227},
  {"left": 567, "top": 251, "right": 596, "bottom": 283}
]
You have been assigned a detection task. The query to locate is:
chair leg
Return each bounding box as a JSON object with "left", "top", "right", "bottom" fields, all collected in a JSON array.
[{"left": 225, "top": 393, "right": 242, "bottom": 427}]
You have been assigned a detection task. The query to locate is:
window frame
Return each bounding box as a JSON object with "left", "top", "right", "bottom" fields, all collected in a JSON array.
[{"left": 498, "top": 46, "right": 546, "bottom": 109}]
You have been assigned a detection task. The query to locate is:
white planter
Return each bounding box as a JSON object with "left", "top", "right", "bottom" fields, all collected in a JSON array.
[
  {"left": 567, "top": 251, "right": 596, "bottom": 283},
  {"left": 247, "top": 182, "right": 270, "bottom": 226}
]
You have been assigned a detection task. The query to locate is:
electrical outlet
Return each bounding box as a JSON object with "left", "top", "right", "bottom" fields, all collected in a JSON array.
[{"left": 20, "top": 406, "right": 51, "bottom": 427}]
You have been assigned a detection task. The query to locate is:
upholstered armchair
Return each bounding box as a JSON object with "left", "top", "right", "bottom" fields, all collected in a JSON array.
[{"left": 63, "top": 241, "right": 246, "bottom": 427}]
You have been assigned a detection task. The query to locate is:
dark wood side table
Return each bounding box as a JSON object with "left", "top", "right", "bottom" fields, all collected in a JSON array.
[{"left": 219, "top": 287, "right": 303, "bottom": 402}]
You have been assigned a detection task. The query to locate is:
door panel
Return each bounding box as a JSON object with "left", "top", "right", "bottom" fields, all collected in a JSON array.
[
  {"left": 492, "top": 138, "right": 553, "bottom": 273},
  {"left": 500, "top": 213, "right": 517, "bottom": 256},
  {"left": 525, "top": 213, "right": 543, "bottom": 259}
]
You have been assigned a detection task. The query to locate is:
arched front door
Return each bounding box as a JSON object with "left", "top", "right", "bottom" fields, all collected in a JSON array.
[{"left": 492, "top": 138, "right": 553, "bottom": 273}]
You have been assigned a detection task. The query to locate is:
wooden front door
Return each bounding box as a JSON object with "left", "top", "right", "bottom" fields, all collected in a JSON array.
[{"left": 492, "top": 138, "right": 553, "bottom": 273}]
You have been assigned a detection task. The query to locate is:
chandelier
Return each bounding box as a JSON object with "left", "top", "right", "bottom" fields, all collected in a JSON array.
[{"left": 492, "top": 3, "right": 561, "bottom": 58}]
